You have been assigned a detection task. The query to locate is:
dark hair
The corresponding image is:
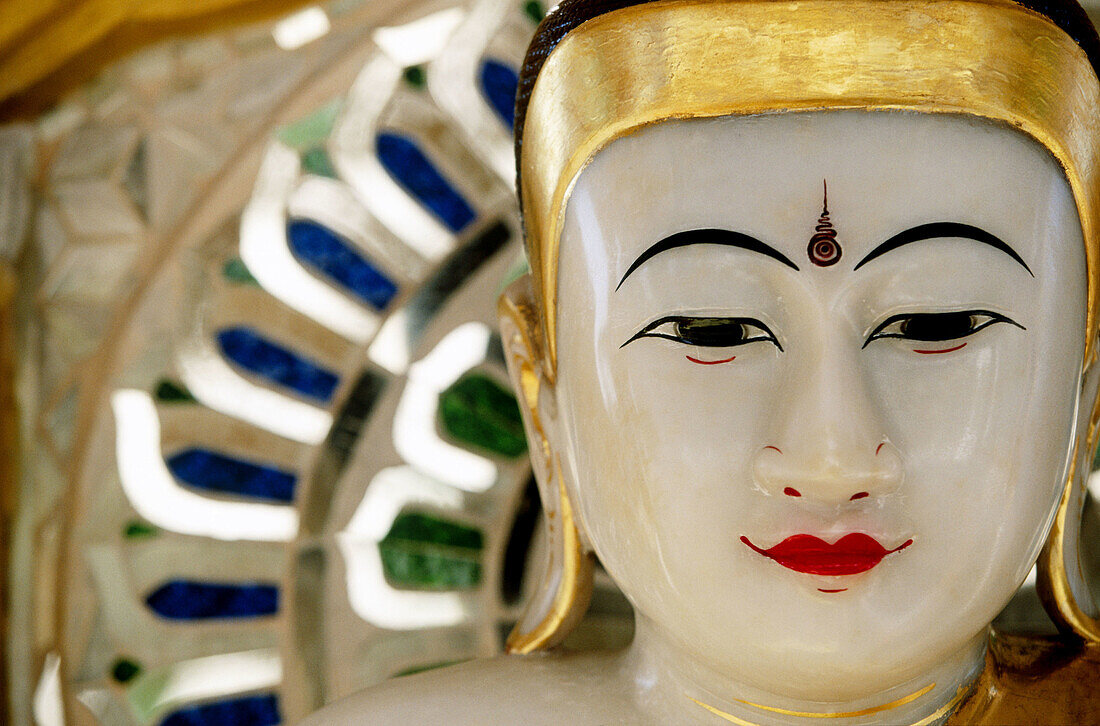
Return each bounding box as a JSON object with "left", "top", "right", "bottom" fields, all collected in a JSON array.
[{"left": 514, "top": 0, "right": 1100, "bottom": 186}]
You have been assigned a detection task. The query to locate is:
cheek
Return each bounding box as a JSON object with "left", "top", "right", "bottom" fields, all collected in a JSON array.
[
  {"left": 870, "top": 336, "right": 1077, "bottom": 603},
  {"left": 557, "top": 339, "right": 782, "bottom": 598}
]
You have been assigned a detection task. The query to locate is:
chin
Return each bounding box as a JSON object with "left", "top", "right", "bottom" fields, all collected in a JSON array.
[
  {"left": 654, "top": 573, "right": 995, "bottom": 700},
  {"left": 693, "top": 627, "right": 947, "bottom": 702}
]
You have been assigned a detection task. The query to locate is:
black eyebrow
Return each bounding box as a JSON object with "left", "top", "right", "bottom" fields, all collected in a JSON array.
[
  {"left": 616, "top": 229, "right": 800, "bottom": 291},
  {"left": 853, "top": 222, "right": 1033, "bottom": 276}
]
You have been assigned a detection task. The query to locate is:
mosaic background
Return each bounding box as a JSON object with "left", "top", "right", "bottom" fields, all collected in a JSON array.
[{"left": 1, "top": 0, "right": 1100, "bottom": 724}]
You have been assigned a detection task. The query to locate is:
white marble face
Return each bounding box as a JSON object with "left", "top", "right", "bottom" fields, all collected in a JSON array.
[{"left": 551, "top": 111, "right": 1087, "bottom": 701}]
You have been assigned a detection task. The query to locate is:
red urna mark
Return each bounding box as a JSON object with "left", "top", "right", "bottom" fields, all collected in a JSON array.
[
  {"left": 818, "top": 588, "right": 848, "bottom": 593},
  {"left": 850, "top": 492, "right": 869, "bottom": 501},
  {"left": 686, "top": 354, "right": 736, "bottom": 365},
  {"left": 914, "top": 342, "right": 967, "bottom": 355},
  {"left": 807, "top": 180, "right": 842, "bottom": 267},
  {"left": 783, "top": 487, "right": 801, "bottom": 497}
]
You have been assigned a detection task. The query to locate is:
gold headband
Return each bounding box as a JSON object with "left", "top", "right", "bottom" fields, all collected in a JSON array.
[{"left": 519, "top": 0, "right": 1100, "bottom": 370}]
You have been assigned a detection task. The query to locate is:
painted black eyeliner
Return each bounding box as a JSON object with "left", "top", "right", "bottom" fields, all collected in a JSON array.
[
  {"left": 862, "top": 310, "right": 1025, "bottom": 348},
  {"left": 620, "top": 315, "right": 783, "bottom": 351}
]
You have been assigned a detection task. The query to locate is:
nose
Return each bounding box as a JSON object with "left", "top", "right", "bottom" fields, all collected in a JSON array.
[{"left": 752, "top": 332, "right": 903, "bottom": 506}]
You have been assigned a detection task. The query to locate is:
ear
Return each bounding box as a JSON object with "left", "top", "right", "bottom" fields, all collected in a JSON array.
[
  {"left": 1038, "top": 353, "right": 1100, "bottom": 640},
  {"left": 498, "top": 275, "right": 557, "bottom": 496},
  {"left": 498, "top": 275, "right": 594, "bottom": 653}
]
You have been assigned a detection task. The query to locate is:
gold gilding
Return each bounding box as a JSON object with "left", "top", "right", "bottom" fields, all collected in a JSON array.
[
  {"left": 1038, "top": 380, "right": 1100, "bottom": 643},
  {"left": 1037, "top": 442, "right": 1100, "bottom": 641},
  {"left": 733, "top": 682, "right": 935, "bottom": 718},
  {"left": 505, "top": 468, "right": 594, "bottom": 653},
  {"left": 499, "top": 284, "right": 594, "bottom": 653},
  {"left": 689, "top": 682, "right": 971, "bottom": 725},
  {"left": 519, "top": 0, "right": 1100, "bottom": 371},
  {"left": 688, "top": 698, "right": 758, "bottom": 726}
]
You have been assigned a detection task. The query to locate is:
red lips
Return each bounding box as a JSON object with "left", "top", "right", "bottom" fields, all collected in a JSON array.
[{"left": 740, "top": 533, "right": 913, "bottom": 576}]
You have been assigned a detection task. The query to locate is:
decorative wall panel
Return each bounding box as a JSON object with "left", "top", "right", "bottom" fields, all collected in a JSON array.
[{"left": 6, "top": 2, "right": 633, "bottom": 724}]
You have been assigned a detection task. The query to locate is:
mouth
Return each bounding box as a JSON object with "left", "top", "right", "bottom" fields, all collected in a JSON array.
[{"left": 740, "top": 533, "right": 913, "bottom": 576}]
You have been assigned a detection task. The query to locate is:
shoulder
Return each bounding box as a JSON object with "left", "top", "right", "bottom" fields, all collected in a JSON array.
[
  {"left": 300, "top": 651, "right": 642, "bottom": 726},
  {"left": 949, "top": 630, "right": 1100, "bottom": 724}
]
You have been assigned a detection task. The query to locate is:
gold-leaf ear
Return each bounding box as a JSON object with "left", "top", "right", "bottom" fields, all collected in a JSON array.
[
  {"left": 499, "top": 276, "right": 554, "bottom": 491},
  {"left": 1038, "top": 360, "right": 1100, "bottom": 643},
  {"left": 498, "top": 275, "right": 594, "bottom": 653}
]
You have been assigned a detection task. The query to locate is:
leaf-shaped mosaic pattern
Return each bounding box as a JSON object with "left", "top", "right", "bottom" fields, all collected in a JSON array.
[
  {"left": 379, "top": 513, "right": 484, "bottom": 590},
  {"left": 438, "top": 372, "right": 526, "bottom": 458}
]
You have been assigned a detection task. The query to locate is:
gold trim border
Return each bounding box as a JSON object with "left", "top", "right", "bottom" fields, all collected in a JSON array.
[
  {"left": 519, "top": 0, "right": 1100, "bottom": 371},
  {"left": 731, "top": 682, "right": 934, "bottom": 718},
  {"left": 689, "top": 681, "right": 970, "bottom": 726}
]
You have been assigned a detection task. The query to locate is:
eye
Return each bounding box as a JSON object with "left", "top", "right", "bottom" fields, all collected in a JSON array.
[
  {"left": 622, "top": 316, "right": 782, "bottom": 351},
  {"left": 864, "top": 310, "right": 1024, "bottom": 348}
]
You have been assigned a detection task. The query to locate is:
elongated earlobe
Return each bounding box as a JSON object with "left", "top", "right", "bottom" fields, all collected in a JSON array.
[
  {"left": 498, "top": 276, "right": 594, "bottom": 653},
  {"left": 1038, "top": 355, "right": 1100, "bottom": 642}
]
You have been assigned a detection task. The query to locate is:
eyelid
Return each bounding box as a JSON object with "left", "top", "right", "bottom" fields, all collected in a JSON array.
[
  {"left": 863, "top": 309, "right": 1025, "bottom": 348},
  {"left": 621, "top": 315, "right": 782, "bottom": 350}
]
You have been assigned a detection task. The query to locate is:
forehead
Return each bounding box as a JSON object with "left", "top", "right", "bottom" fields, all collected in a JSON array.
[{"left": 563, "top": 111, "right": 1076, "bottom": 270}]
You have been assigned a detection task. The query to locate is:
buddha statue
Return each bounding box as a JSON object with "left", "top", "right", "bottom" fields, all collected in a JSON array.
[{"left": 305, "top": 0, "right": 1100, "bottom": 722}]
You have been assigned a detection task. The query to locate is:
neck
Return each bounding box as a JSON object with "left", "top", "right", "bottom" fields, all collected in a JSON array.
[{"left": 623, "top": 616, "right": 985, "bottom": 725}]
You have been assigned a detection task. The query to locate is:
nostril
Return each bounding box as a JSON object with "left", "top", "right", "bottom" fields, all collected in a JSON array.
[
  {"left": 850, "top": 491, "right": 869, "bottom": 501},
  {"left": 875, "top": 442, "right": 885, "bottom": 456},
  {"left": 783, "top": 487, "right": 801, "bottom": 497}
]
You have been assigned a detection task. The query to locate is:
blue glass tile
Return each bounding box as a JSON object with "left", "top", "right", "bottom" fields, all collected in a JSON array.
[
  {"left": 216, "top": 327, "right": 339, "bottom": 403},
  {"left": 375, "top": 133, "right": 476, "bottom": 233},
  {"left": 479, "top": 59, "right": 519, "bottom": 130},
  {"left": 160, "top": 694, "right": 280, "bottom": 726},
  {"left": 146, "top": 581, "right": 279, "bottom": 620},
  {"left": 166, "top": 449, "right": 296, "bottom": 503},
  {"left": 287, "top": 220, "right": 398, "bottom": 310}
]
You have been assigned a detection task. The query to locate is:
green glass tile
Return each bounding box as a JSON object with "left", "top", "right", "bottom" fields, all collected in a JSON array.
[
  {"left": 395, "top": 659, "right": 466, "bottom": 677},
  {"left": 154, "top": 379, "right": 195, "bottom": 404},
  {"left": 523, "top": 0, "right": 545, "bottom": 24},
  {"left": 386, "top": 512, "right": 483, "bottom": 549},
  {"left": 1093, "top": 442, "right": 1100, "bottom": 471},
  {"left": 222, "top": 258, "right": 259, "bottom": 286},
  {"left": 111, "top": 658, "right": 141, "bottom": 683},
  {"left": 379, "top": 513, "right": 483, "bottom": 590},
  {"left": 302, "top": 147, "right": 338, "bottom": 178},
  {"left": 438, "top": 374, "right": 526, "bottom": 458},
  {"left": 379, "top": 544, "right": 481, "bottom": 590},
  {"left": 402, "top": 65, "right": 427, "bottom": 89},
  {"left": 277, "top": 100, "right": 343, "bottom": 150},
  {"left": 124, "top": 520, "right": 159, "bottom": 539}
]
